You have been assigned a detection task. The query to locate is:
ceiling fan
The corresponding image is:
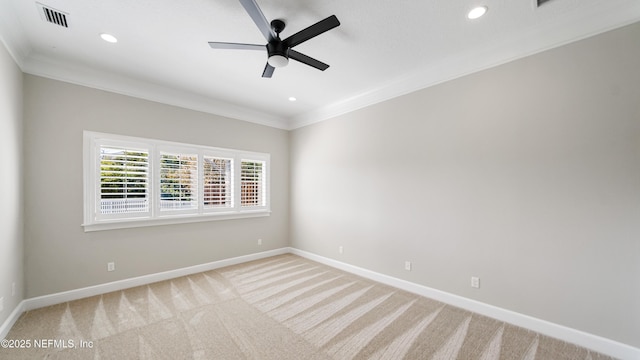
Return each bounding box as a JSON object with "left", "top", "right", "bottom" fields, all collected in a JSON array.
[{"left": 208, "top": 0, "right": 340, "bottom": 78}]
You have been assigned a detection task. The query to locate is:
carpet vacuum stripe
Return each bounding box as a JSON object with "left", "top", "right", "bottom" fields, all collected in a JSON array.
[{"left": 0, "top": 254, "right": 616, "bottom": 359}]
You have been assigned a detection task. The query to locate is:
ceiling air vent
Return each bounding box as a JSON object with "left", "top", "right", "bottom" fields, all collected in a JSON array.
[{"left": 36, "top": 2, "right": 69, "bottom": 28}]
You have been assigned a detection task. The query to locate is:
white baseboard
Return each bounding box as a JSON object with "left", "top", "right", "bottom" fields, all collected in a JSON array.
[
  {"left": 22, "top": 248, "right": 288, "bottom": 311},
  {"left": 3, "top": 246, "right": 638, "bottom": 359},
  {"left": 289, "top": 248, "right": 640, "bottom": 360},
  {"left": 2, "top": 248, "right": 287, "bottom": 339},
  {"left": 0, "top": 300, "right": 25, "bottom": 340}
]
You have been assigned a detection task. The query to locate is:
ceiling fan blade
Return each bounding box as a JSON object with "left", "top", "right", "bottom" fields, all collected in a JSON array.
[
  {"left": 262, "top": 63, "right": 275, "bottom": 78},
  {"left": 284, "top": 15, "right": 340, "bottom": 48},
  {"left": 238, "top": 0, "right": 276, "bottom": 41},
  {"left": 208, "top": 42, "right": 265, "bottom": 51},
  {"left": 288, "top": 50, "right": 329, "bottom": 71}
]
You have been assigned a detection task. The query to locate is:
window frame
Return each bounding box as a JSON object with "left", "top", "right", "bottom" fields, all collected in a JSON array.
[{"left": 83, "top": 131, "right": 270, "bottom": 232}]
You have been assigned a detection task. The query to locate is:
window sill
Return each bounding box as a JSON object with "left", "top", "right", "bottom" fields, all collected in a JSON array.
[{"left": 82, "top": 210, "right": 271, "bottom": 232}]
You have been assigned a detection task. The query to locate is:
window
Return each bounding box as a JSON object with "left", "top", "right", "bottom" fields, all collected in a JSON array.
[
  {"left": 99, "top": 145, "right": 149, "bottom": 218},
  {"left": 241, "top": 160, "right": 266, "bottom": 207},
  {"left": 159, "top": 151, "right": 198, "bottom": 212},
  {"left": 203, "top": 156, "right": 233, "bottom": 209},
  {"left": 84, "top": 131, "right": 270, "bottom": 231}
]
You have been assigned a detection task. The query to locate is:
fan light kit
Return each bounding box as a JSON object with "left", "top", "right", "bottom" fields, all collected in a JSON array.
[
  {"left": 100, "top": 33, "right": 118, "bottom": 43},
  {"left": 268, "top": 55, "right": 289, "bottom": 68},
  {"left": 208, "top": 0, "right": 340, "bottom": 78},
  {"left": 467, "top": 6, "right": 488, "bottom": 20}
]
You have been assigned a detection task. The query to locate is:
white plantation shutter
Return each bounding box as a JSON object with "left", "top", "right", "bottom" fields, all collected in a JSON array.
[
  {"left": 241, "top": 160, "right": 266, "bottom": 207},
  {"left": 84, "top": 132, "right": 270, "bottom": 231},
  {"left": 159, "top": 152, "right": 198, "bottom": 211},
  {"left": 203, "top": 156, "right": 233, "bottom": 209},
  {"left": 99, "top": 146, "right": 149, "bottom": 215}
]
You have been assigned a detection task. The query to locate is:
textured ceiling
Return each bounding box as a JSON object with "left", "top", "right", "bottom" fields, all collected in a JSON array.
[{"left": 1, "top": 0, "right": 639, "bottom": 129}]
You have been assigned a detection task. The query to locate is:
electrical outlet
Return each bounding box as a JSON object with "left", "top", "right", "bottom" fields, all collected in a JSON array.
[
  {"left": 107, "top": 262, "right": 115, "bottom": 272},
  {"left": 471, "top": 276, "right": 480, "bottom": 288},
  {"left": 258, "top": 238, "right": 262, "bottom": 246},
  {"left": 339, "top": 246, "right": 343, "bottom": 254},
  {"left": 12, "top": 282, "right": 16, "bottom": 297},
  {"left": 405, "top": 261, "right": 412, "bottom": 271}
]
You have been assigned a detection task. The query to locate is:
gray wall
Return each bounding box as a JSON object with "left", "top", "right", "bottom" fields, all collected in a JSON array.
[
  {"left": 11, "top": 19, "right": 640, "bottom": 350},
  {"left": 0, "top": 42, "right": 24, "bottom": 324},
  {"left": 23, "top": 75, "right": 289, "bottom": 298},
  {"left": 290, "top": 22, "right": 640, "bottom": 347}
]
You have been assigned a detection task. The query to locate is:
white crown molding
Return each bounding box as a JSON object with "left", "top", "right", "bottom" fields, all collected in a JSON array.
[
  {"left": 3, "top": 1, "right": 640, "bottom": 133},
  {"left": 287, "top": 6, "right": 640, "bottom": 130},
  {"left": 0, "top": 1, "right": 30, "bottom": 68},
  {"left": 21, "top": 55, "right": 290, "bottom": 130}
]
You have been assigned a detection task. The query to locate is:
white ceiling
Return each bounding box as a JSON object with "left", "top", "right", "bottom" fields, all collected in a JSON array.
[{"left": 1, "top": 0, "right": 639, "bottom": 129}]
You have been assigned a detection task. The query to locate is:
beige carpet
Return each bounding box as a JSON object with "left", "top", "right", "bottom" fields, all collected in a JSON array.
[{"left": 1, "top": 254, "right": 615, "bottom": 359}]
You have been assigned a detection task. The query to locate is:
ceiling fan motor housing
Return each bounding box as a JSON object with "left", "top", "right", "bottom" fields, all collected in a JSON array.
[{"left": 267, "top": 40, "right": 289, "bottom": 67}]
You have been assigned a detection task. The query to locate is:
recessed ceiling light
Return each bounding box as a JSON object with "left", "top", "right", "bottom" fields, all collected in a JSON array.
[
  {"left": 467, "top": 6, "right": 488, "bottom": 20},
  {"left": 100, "top": 33, "right": 118, "bottom": 43},
  {"left": 288, "top": 97, "right": 297, "bottom": 102}
]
